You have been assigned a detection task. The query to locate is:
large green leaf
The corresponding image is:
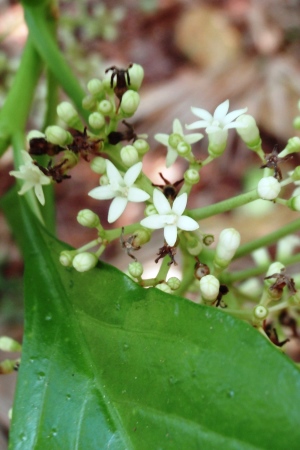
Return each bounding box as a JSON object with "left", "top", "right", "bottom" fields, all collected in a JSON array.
[{"left": 3, "top": 192, "right": 300, "bottom": 450}]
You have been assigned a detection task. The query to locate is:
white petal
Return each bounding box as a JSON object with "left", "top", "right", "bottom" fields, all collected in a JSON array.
[
  {"left": 155, "top": 133, "right": 169, "bottom": 146},
  {"left": 88, "top": 185, "right": 116, "bottom": 200},
  {"left": 185, "top": 120, "right": 209, "bottom": 130},
  {"left": 224, "top": 121, "right": 247, "bottom": 130},
  {"left": 124, "top": 162, "right": 142, "bottom": 186},
  {"left": 213, "top": 100, "right": 229, "bottom": 121},
  {"left": 177, "top": 215, "right": 199, "bottom": 231},
  {"left": 173, "top": 118, "right": 183, "bottom": 135},
  {"left": 127, "top": 187, "right": 150, "bottom": 202},
  {"left": 166, "top": 147, "right": 178, "bottom": 168},
  {"left": 18, "top": 181, "right": 33, "bottom": 195},
  {"left": 223, "top": 107, "right": 248, "bottom": 125},
  {"left": 108, "top": 196, "right": 128, "bottom": 223},
  {"left": 34, "top": 184, "right": 46, "bottom": 205},
  {"left": 106, "top": 160, "right": 123, "bottom": 185},
  {"left": 9, "top": 170, "right": 27, "bottom": 180},
  {"left": 164, "top": 224, "right": 177, "bottom": 246},
  {"left": 184, "top": 133, "right": 203, "bottom": 144},
  {"left": 172, "top": 193, "right": 187, "bottom": 216},
  {"left": 191, "top": 107, "right": 212, "bottom": 122},
  {"left": 21, "top": 150, "right": 33, "bottom": 165},
  {"left": 153, "top": 189, "right": 172, "bottom": 214},
  {"left": 140, "top": 215, "right": 166, "bottom": 229}
]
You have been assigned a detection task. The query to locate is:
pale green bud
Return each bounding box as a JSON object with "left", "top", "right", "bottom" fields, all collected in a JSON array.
[
  {"left": 287, "top": 195, "right": 300, "bottom": 212},
  {"left": 88, "top": 112, "right": 105, "bottom": 129},
  {"left": 87, "top": 78, "right": 104, "bottom": 96},
  {"left": 120, "top": 90, "right": 140, "bottom": 115},
  {"left": 27, "top": 130, "right": 45, "bottom": 142},
  {"left": 236, "top": 114, "right": 261, "bottom": 148},
  {"left": 265, "top": 262, "right": 285, "bottom": 287},
  {"left": 293, "top": 117, "right": 300, "bottom": 130},
  {"left": 187, "top": 238, "right": 203, "bottom": 256},
  {"left": 0, "top": 359, "right": 20, "bottom": 374},
  {"left": 120, "top": 144, "right": 139, "bottom": 166},
  {"left": 90, "top": 156, "right": 107, "bottom": 174},
  {"left": 98, "top": 99, "right": 114, "bottom": 115},
  {"left": 291, "top": 166, "right": 300, "bottom": 181},
  {"left": 45, "top": 126, "right": 72, "bottom": 146},
  {"left": 0, "top": 337, "right": 22, "bottom": 352},
  {"left": 144, "top": 204, "right": 157, "bottom": 216},
  {"left": 156, "top": 283, "right": 172, "bottom": 294},
  {"left": 167, "top": 277, "right": 181, "bottom": 290},
  {"left": 128, "top": 261, "right": 143, "bottom": 278},
  {"left": 177, "top": 141, "right": 191, "bottom": 157},
  {"left": 59, "top": 250, "right": 75, "bottom": 267},
  {"left": 100, "top": 174, "right": 109, "bottom": 186},
  {"left": 133, "top": 139, "right": 149, "bottom": 155},
  {"left": 214, "top": 228, "right": 240, "bottom": 268},
  {"left": 199, "top": 275, "right": 220, "bottom": 301},
  {"left": 279, "top": 137, "right": 300, "bottom": 157},
  {"left": 168, "top": 133, "right": 182, "bottom": 149},
  {"left": 253, "top": 305, "right": 268, "bottom": 320},
  {"left": 208, "top": 129, "right": 227, "bottom": 157},
  {"left": 61, "top": 150, "right": 79, "bottom": 170},
  {"left": 184, "top": 168, "right": 200, "bottom": 185},
  {"left": 257, "top": 176, "right": 281, "bottom": 200},
  {"left": 72, "top": 252, "right": 98, "bottom": 272},
  {"left": 57, "top": 102, "right": 80, "bottom": 128},
  {"left": 77, "top": 209, "right": 100, "bottom": 228},
  {"left": 131, "top": 228, "right": 151, "bottom": 246},
  {"left": 82, "top": 94, "right": 97, "bottom": 110},
  {"left": 128, "top": 63, "right": 144, "bottom": 90}
]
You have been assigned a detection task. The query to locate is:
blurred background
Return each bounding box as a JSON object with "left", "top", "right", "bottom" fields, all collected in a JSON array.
[{"left": 1, "top": 0, "right": 300, "bottom": 446}]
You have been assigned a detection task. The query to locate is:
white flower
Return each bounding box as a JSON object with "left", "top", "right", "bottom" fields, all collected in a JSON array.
[
  {"left": 199, "top": 275, "right": 220, "bottom": 301},
  {"left": 88, "top": 160, "right": 150, "bottom": 223},
  {"left": 140, "top": 189, "right": 199, "bottom": 246},
  {"left": 9, "top": 150, "right": 51, "bottom": 205},
  {"left": 186, "top": 99, "right": 247, "bottom": 134},
  {"left": 257, "top": 176, "right": 281, "bottom": 200},
  {"left": 155, "top": 118, "right": 203, "bottom": 168}
]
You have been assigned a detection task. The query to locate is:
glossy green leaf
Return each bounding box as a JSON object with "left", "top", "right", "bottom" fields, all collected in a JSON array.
[{"left": 3, "top": 194, "right": 300, "bottom": 450}]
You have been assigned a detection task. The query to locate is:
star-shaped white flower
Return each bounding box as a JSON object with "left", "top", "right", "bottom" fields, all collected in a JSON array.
[
  {"left": 9, "top": 150, "right": 51, "bottom": 205},
  {"left": 155, "top": 118, "right": 203, "bottom": 168},
  {"left": 186, "top": 100, "right": 247, "bottom": 134},
  {"left": 140, "top": 189, "right": 199, "bottom": 246},
  {"left": 88, "top": 160, "right": 150, "bottom": 223}
]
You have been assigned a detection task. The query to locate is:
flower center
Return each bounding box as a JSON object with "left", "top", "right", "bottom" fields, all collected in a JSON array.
[{"left": 164, "top": 214, "right": 178, "bottom": 225}]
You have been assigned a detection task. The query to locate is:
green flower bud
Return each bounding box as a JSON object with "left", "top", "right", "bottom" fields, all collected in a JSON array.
[
  {"left": 27, "top": 130, "right": 45, "bottom": 142},
  {"left": 265, "top": 262, "right": 285, "bottom": 288},
  {"left": 291, "top": 166, "right": 300, "bottom": 181},
  {"left": 236, "top": 114, "right": 261, "bottom": 148},
  {"left": 293, "top": 117, "right": 300, "bottom": 130},
  {"left": 208, "top": 129, "right": 227, "bottom": 157},
  {"left": 45, "top": 126, "right": 72, "bottom": 146},
  {"left": 61, "top": 150, "right": 79, "bottom": 170},
  {"left": 288, "top": 195, "right": 300, "bottom": 211},
  {"left": 184, "top": 168, "right": 200, "bottom": 185},
  {"left": 177, "top": 141, "right": 191, "bottom": 157},
  {"left": 168, "top": 133, "right": 182, "bottom": 149},
  {"left": 98, "top": 99, "right": 114, "bottom": 115},
  {"left": 82, "top": 94, "right": 97, "bottom": 110},
  {"left": 57, "top": 102, "right": 81, "bottom": 128},
  {"left": 279, "top": 137, "right": 300, "bottom": 158},
  {"left": 72, "top": 252, "right": 98, "bottom": 272},
  {"left": 77, "top": 209, "right": 100, "bottom": 228},
  {"left": 0, "top": 337, "right": 22, "bottom": 352},
  {"left": 128, "top": 63, "right": 144, "bottom": 90},
  {"left": 100, "top": 174, "right": 109, "bottom": 186},
  {"left": 131, "top": 228, "right": 151, "bottom": 246},
  {"left": 155, "top": 283, "right": 172, "bottom": 294},
  {"left": 0, "top": 358, "right": 20, "bottom": 374},
  {"left": 128, "top": 261, "right": 143, "bottom": 278},
  {"left": 120, "top": 90, "right": 140, "bottom": 115},
  {"left": 253, "top": 305, "right": 268, "bottom": 321},
  {"left": 199, "top": 275, "right": 220, "bottom": 301},
  {"left": 144, "top": 204, "right": 157, "bottom": 216},
  {"left": 88, "top": 112, "right": 105, "bottom": 129},
  {"left": 59, "top": 250, "right": 75, "bottom": 267},
  {"left": 133, "top": 139, "right": 149, "bottom": 155},
  {"left": 87, "top": 78, "right": 104, "bottom": 96},
  {"left": 90, "top": 156, "right": 107, "bottom": 174},
  {"left": 187, "top": 238, "right": 203, "bottom": 256},
  {"left": 167, "top": 277, "right": 181, "bottom": 290},
  {"left": 120, "top": 144, "right": 139, "bottom": 166}
]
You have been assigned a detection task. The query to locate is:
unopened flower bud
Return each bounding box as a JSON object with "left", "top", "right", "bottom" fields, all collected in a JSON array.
[
  {"left": 167, "top": 277, "right": 181, "bottom": 290},
  {"left": 144, "top": 204, "right": 157, "bottom": 216},
  {"left": 199, "top": 275, "right": 220, "bottom": 301},
  {"left": 177, "top": 142, "right": 191, "bottom": 157},
  {"left": 265, "top": 262, "right": 285, "bottom": 287},
  {"left": 257, "top": 176, "right": 281, "bottom": 200},
  {"left": 131, "top": 228, "right": 151, "bottom": 246},
  {"left": 287, "top": 195, "right": 300, "bottom": 212},
  {"left": 0, "top": 359, "right": 20, "bottom": 374},
  {"left": 57, "top": 102, "right": 81, "bottom": 128},
  {"left": 59, "top": 250, "right": 75, "bottom": 267},
  {"left": 128, "top": 63, "right": 144, "bottom": 90},
  {"left": 61, "top": 150, "right": 79, "bottom": 170},
  {"left": 88, "top": 112, "right": 105, "bottom": 130},
  {"left": 186, "top": 235, "right": 203, "bottom": 256},
  {"left": 277, "top": 235, "right": 300, "bottom": 260},
  {"left": 90, "top": 156, "right": 107, "bottom": 174},
  {"left": 120, "top": 90, "right": 140, "bottom": 116},
  {"left": 98, "top": 99, "right": 114, "bottom": 115},
  {"left": 236, "top": 114, "right": 261, "bottom": 148},
  {"left": 208, "top": 129, "right": 227, "bottom": 157},
  {"left": 253, "top": 305, "right": 268, "bottom": 320},
  {"left": 45, "top": 126, "right": 72, "bottom": 146},
  {"left": 82, "top": 94, "right": 97, "bottom": 110},
  {"left": 291, "top": 166, "right": 300, "bottom": 182},
  {"left": 293, "top": 117, "right": 300, "bottom": 130},
  {"left": 133, "top": 139, "right": 149, "bottom": 155},
  {"left": 87, "top": 78, "right": 104, "bottom": 96},
  {"left": 279, "top": 137, "right": 300, "bottom": 158},
  {"left": 128, "top": 261, "right": 143, "bottom": 278},
  {"left": 120, "top": 145, "right": 139, "bottom": 166},
  {"left": 100, "top": 174, "right": 109, "bottom": 186},
  {"left": 72, "top": 252, "right": 98, "bottom": 272},
  {"left": 214, "top": 228, "right": 240, "bottom": 268},
  {"left": 27, "top": 130, "right": 45, "bottom": 142},
  {"left": 184, "top": 168, "right": 200, "bottom": 185},
  {"left": 77, "top": 209, "right": 100, "bottom": 228},
  {"left": 0, "top": 337, "right": 22, "bottom": 352},
  {"left": 156, "top": 283, "right": 172, "bottom": 294},
  {"left": 168, "top": 133, "right": 182, "bottom": 149}
]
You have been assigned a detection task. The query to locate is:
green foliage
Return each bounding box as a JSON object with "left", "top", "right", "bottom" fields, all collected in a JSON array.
[{"left": 2, "top": 191, "right": 300, "bottom": 449}]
